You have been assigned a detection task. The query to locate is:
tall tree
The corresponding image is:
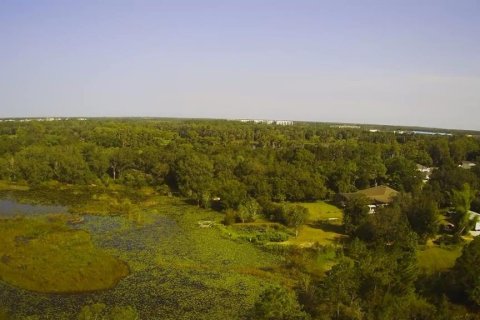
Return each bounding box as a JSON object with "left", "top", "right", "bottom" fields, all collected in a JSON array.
[
  {"left": 451, "top": 183, "right": 476, "bottom": 239},
  {"left": 238, "top": 198, "right": 261, "bottom": 223},
  {"left": 319, "top": 258, "right": 362, "bottom": 319},
  {"left": 385, "top": 157, "right": 423, "bottom": 193},
  {"left": 448, "top": 236, "right": 480, "bottom": 307},
  {"left": 404, "top": 195, "right": 440, "bottom": 243},
  {"left": 251, "top": 286, "right": 310, "bottom": 320},
  {"left": 173, "top": 152, "right": 214, "bottom": 206},
  {"left": 343, "top": 195, "right": 370, "bottom": 236},
  {"left": 283, "top": 205, "right": 309, "bottom": 238}
]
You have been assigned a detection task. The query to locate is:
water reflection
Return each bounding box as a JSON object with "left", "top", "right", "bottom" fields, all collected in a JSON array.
[{"left": 0, "top": 199, "right": 66, "bottom": 217}]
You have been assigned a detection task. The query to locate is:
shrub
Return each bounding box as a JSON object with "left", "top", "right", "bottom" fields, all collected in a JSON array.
[{"left": 223, "top": 209, "right": 237, "bottom": 226}]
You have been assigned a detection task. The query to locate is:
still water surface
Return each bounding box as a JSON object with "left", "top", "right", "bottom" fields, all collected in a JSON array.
[{"left": 0, "top": 198, "right": 67, "bottom": 216}]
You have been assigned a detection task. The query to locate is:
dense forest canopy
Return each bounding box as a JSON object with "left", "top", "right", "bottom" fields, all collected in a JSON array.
[{"left": 1, "top": 118, "right": 479, "bottom": 206}]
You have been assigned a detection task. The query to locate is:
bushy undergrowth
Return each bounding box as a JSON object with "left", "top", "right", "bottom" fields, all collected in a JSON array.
[{"left": 229, "top": 224, "right": 293, "bottom": 243}]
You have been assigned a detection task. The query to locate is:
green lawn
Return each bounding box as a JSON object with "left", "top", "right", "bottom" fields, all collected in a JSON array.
[
  {"left": 296, "top": 201, "right": 343, "bottom": 222},
  {"left": 417, "top": 243, "right": 463, "bottom": 274},
  {"left": 0, "top": 180, "right": 29, "bottom": 191},
  {"left": 287, "top": 224, "right": 345, "bottom": 247},
  {"left": 288, "top": 201, "right": 345, "bottom": 247}
]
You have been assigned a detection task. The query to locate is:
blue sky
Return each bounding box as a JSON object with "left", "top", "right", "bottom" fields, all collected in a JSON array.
[{"left": 1, "top": 0, "right": 479, "bottom": 129}]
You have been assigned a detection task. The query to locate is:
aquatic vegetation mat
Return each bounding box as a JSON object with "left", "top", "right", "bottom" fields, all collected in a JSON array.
[
  {"left": 0, "top": 215, "right": 129, "bottom": 293},
  {"left": 0, "top": 195, "right": 282, "bottom": 319}
]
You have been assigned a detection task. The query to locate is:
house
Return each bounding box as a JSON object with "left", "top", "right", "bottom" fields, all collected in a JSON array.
[
  {"left": 416, "top": 164, "right": 430, "bottom": 173},
  {"left": 469, "top": 211, "right": 480, "bottom": 236},
  {"left": 338, "top": 185, "right": 399, "bottom": 213},
  {"left": 416, "top": 164, "right": 435, "bottom": 182},
  {"left": 459, "top": 161, "right": 476, "bottom": 170}
]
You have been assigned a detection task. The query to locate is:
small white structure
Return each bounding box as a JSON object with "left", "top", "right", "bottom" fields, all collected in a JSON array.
[
  {"left": 367, "top": 205, "right": 376, "bottom": 214},
  {"left": 469, "top": 210, "right": 480, "bottom": 236},
  {"left": 459, "top": 161, "right": 476, "bottom": 170},
  {"left": 197, "top": 221, "right": 215, "bottom": 228},
  {"left": 416, "top": 164, "right": 435, "bottom": 182},
  {"left": 238, "top": 119, "right": 293, "bottom": 125},
  {"left": 331, "top": 125, "right": 361, "bottom": 129},
  {"left": 416, "top": 164, "right": 430, "bottom": 173},
  {"left": 275, "top": 120, "right": 294, "bottom": 126}
]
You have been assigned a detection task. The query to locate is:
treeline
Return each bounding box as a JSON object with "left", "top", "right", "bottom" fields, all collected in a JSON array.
[{"left": 0, "top": 119, "right": 479, "bottom": 211}]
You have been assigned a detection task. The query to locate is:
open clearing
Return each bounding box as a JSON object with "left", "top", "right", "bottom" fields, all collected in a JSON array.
[
  {"left": 417, "top": 243, "right": 463, "bottom": 274},
  {"left": 296, "top": 201, "right": 343, "bottom": 222},
  {"left": 287, "top": 201, "right": 345, "bottom": 247}
]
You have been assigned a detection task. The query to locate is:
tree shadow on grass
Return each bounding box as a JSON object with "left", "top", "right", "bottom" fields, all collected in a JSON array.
[{"left": 308, "top": 221, "right": 344, "bottom": 234}]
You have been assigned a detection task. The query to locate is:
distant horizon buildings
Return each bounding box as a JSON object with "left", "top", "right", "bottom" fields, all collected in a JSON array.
[
  {"left": 0, "top": 117, "right": 478, "bottom": 137},
  {"left": 0, "top": 117, "right": 87, "bottom": 122},
  {"left": 238, "top": 119, "right": 294, "bottom": 126}
]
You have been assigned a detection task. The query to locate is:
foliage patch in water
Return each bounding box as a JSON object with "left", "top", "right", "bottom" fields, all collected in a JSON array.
[{"left": 0, "top": 215, "right": 129, "bottom": 293}]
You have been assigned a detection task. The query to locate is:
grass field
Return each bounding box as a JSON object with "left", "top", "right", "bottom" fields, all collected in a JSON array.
[
  {"left": 0, "top": 180, "right": 29, "bottom": 191},
  {"left": 417, "top": 243, "right": 463, "bottom": 274},
  {"left": 287, "top": 224, "right": 345, "bottom": 247},
  {"left": 287, "top": 201, "right": 345, "bottom": 247},
  {"left": 296, "top": 201, "right": 343, "bottom": 222}
]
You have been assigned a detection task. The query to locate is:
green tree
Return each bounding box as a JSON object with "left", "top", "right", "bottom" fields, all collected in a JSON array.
[
  {"left": 319, "top": 258, "right": 362, "bottom": 319},
  {"left": 107, "top": 147, "right": 135, "bottom": 181},
  {"left": 215, "top": 178, "right": 247, "bottom": 210},
  {"left": 15, "top": 146, "right": 54, "bottom": 184},
  {"left": 251, "top": 286, "right": 310, "bottom": 320},
  {"left": 358, "top": 204, "right": 417, "bottom": 251},
  {"left": 238, "top": 198, "right": 261, "bottom": 223},
  {"left": 343, "top": 195, "right": 370, "bottom": 235},
  {"left": 449, "top": 236, "right": 480, "bottom": 307},
  {"left": 376, "top": 294, "right": 436, "bottom": 320},
  {"left": 355, "top": 149, "right": 387, "bottom": 189},
  {"left": 173, "top": 152, "right": 214, "bottom": 206},
  {"left": 385, "top": 157, "right": 423, "bottom": 193},
  {"left": 283, "top": 205, "right": 309, "bottom": 238},
  {"left": 451, "top": 183, "right": 476, "bottom": 239},
  {"left": 327, "top": 160, "right": 357, "bottom": 193},
  {"left": 320, "top": 238, "right": 419, "bottom": 318},
  {"left": 50, "top": 146, "right": 90, "bottom": 184},
  {"left": 449, "top": 136, "right": 479, "bottom": 164},
  {"left": 428, "top": 139, "right": 453, "bottom": 167},
  {"left": 82, "top": 143, "right": 110, "bottom": 179},
  {"left": 404, "top": 195, "right": 440, "bottom": 243}
]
